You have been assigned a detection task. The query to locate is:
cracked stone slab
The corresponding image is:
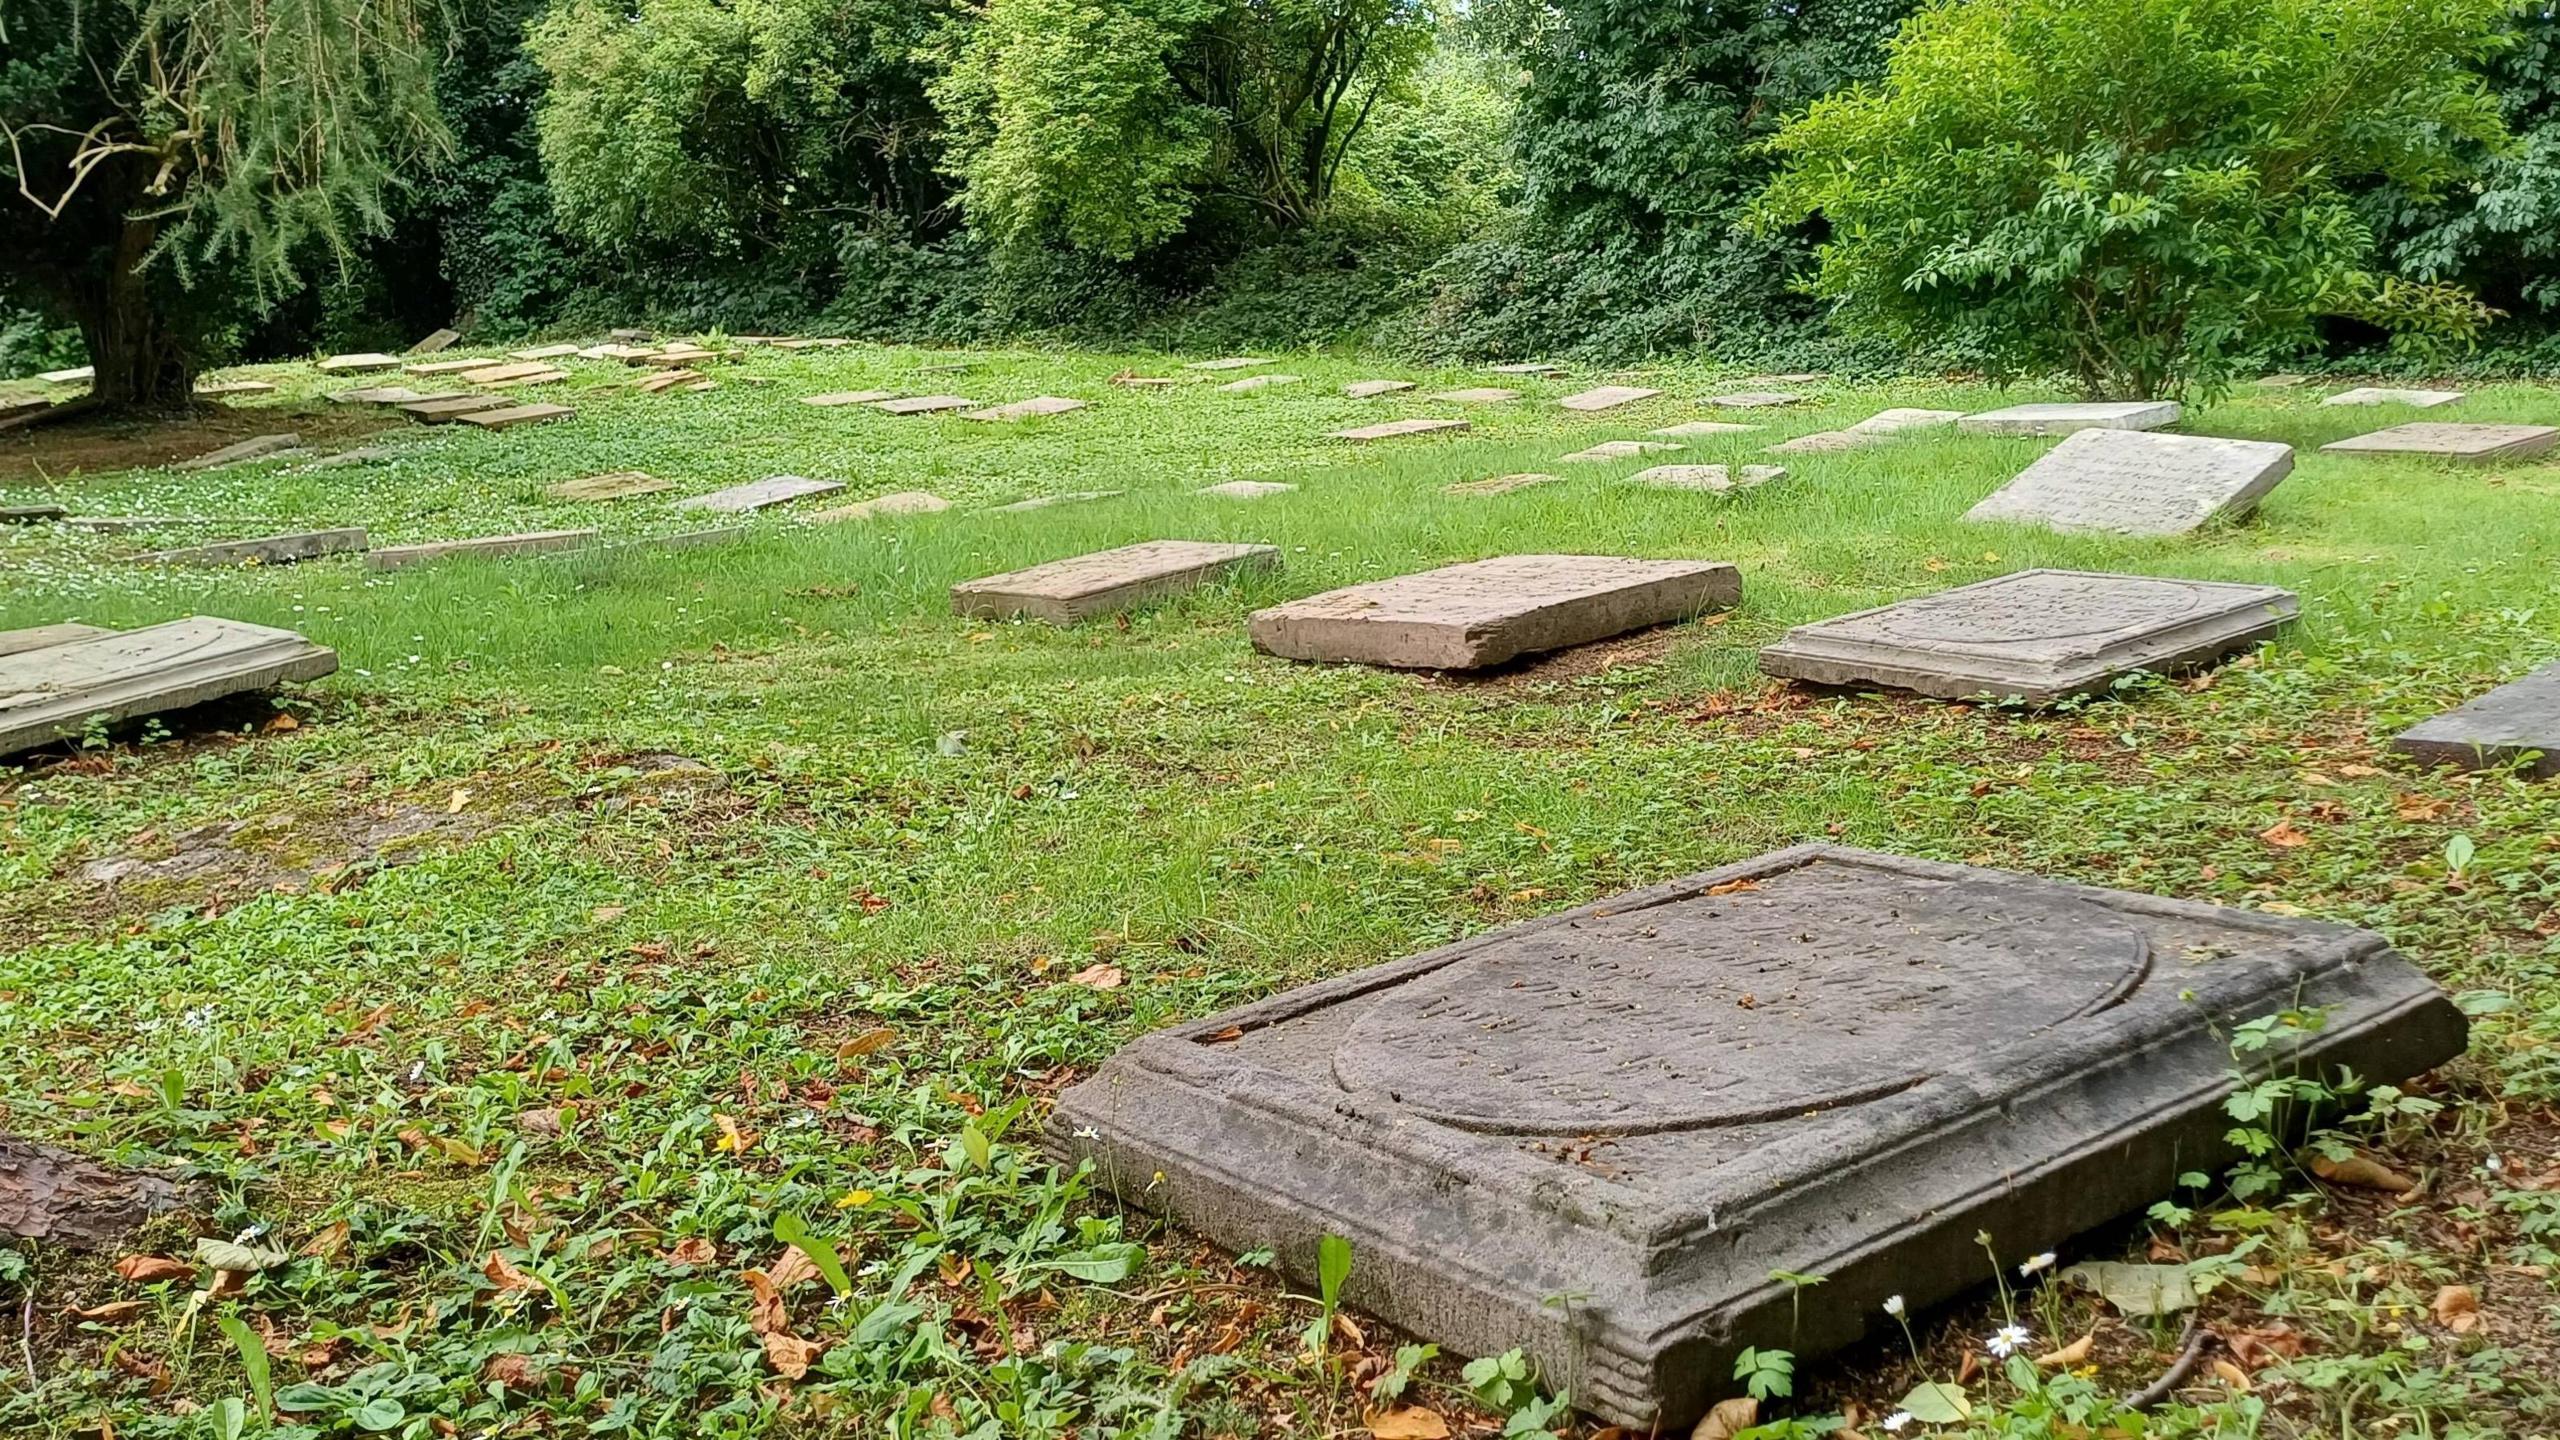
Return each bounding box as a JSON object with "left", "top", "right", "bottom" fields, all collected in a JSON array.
[
  {"left": 549, "top": 472, "right": 675, "bottom": 502},
  {"left": 2320, "top": 423, "right": 2560, "bottom": 464},
  {"left": 962, "top": 396, "right": 1088, "bottom": 421},
  {"left": 2322, "top": 387, "right": 2464, "bottom": 408},
  {"left": 1760, "top": 568, "right": 2296, "bottom": 703},
  {"left": 1629, "top": 464, "right": 1787, "bottom": 492},
  {"left": 367, "top": 529, "right": 598, "bottom": 571},
  {"left": 1702, "top": 391, "right": 1805, "bottom": 409},
  {"left": 1958, "top": 402, "right": 2181, "bottom": 436},
  {"left": 1344, "top": 380, "right": 1416, "bottom": 398},
  {"left": 1562, "top": 440, "right": 1682, "bottom": 463},
  {"left": 1250, "top": 554, "right": 1738, "bottom": 669},
  {"left": 1445, "top": 473, "right": 1563, "bottom": 497},
  {"left": 400, "top": 394, "right": 510, "bottom": 422},
  {"left": 175, "top": 434, "right": 301, "bottom": 471},
  {"left": 802, "top": 491, "right": 953, "bottom": 523},
  {"left": 1218, "top": 374, "right": 1302, "bottom": 393},
  {"left": 1427, "top": 388, "right": 1520, "bottom": 404},
  {"left": 2393, "top": 662, "right": 2560, "bottom": 777},
  {"left": 953, "top": 540, "right": 1280, "bottom": 624},
  {"left": 1558, "top": 385, "right": 1660, "bottom": 412},
  {"left": 315, "top": 352, "right": 400, "bottom": 373},
  {"left": 136, "top": 528, "right": 369, "bottom": 568},
  {"left": 1198, "top": 481, "right": 1296, "bottom": 499},
  {"left": 1963, "top": 429, "right": 2295, "bottom": 536},
  {"left": 872, "top": 394, "right": 975, "bottom": 415},
  {"left": 802, "top": 390, "right": 898, "bottom": 407},
  {"left": 1048, "top": 844, "right": 2463, "bottom": 1429},
  {"left": 674, "top": 476, "right": 844, "bottom": 514},
  {"left": 0, "top": 616, "right": 340, "bottom": 756},
  {"left": 458, "top": 403, "right": 574, "bottom": 431},
  {"left": 1331, "top": 418, "right": 1470, "bottom": 442}
]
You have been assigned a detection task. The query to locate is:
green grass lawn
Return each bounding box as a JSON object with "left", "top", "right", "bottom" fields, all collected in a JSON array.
[{"left": 4, "top": 346, "right": 2558, "bottom": 1438}]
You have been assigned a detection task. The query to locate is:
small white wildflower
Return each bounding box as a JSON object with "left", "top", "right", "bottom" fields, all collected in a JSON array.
[
  {"left": 1072, "top": 1125, "right": 1100, "bottom": 1140},
  {"left": 2485, "top": 1153, "right": 2505, "bottom": 1174},
  {"left": 1881, "top": 1413, "right": 1913, "bottom": 1433},
  {"left": 1985, "top": 1323, "right": 2033, "bottom": 1358},
  {"left": 1882, "top": 1294, "right": 1906, "bottom": 1317},
  {"left": 2019, "top": 1251, "right": 2057, "bottom": 1278}
]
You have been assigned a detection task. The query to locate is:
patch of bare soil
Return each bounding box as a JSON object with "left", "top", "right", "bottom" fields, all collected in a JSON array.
[
  {"left": 1426, "top": 621, "right": 1705, "bottom": 691},
  {"left": 0, "top": 401, "right": 399, "bottom": 486}
]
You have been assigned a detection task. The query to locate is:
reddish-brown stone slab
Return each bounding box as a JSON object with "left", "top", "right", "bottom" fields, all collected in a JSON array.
[
  {"left": 1250, "top": 555, "right": 1738, "bottom": 669},
  {"left": 1558, "top": 385, "right": 1660, "bottom": 412},
  {"left": 953, "top": 540, "right": 1280, "bottom": 624}
]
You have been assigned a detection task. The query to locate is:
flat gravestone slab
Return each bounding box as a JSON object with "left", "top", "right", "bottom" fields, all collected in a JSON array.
[
  {"left": 1198, "top": 481, "right": 1296, "bottom": 499},
  {"left": 368, "top": 529, "right": 598, "bottom": 571},
  {"left": 873, "top": 395, "right": 975, "bottom": 415},
  {"left": 1185, "top": 357, "right": 1267, "bottom": 371},
  {"left": 1958, "top": 401, "right": 2182, "bottom": 436},
  {"left": 329, "top": 386, "right": 435, "bottom": 405},
  {"left": 1427, "top": 388, "right": 1519, "bottom": 404},
  {"left": 38, "top": 367, "right": 93, "bottom": 385},
  {"left": 1218, "top": 374, "right": 1302, "bottom": 393},
  {"left": 1049, "top": 844, "right": 2464, "bottom": 1428},
  {"left": 405, "top": 357, "right": 502, "bottom": 376},
  {"left": 1652, "top": 421, "right": 1760, "bottom": 437},
  {"left": 1853, "top": 407, "right": 1966, "bottom": 434},
  {"left": 802, "top": 391, "right": 897, "bottom": 407},
  {"left": 137, "top": 528, "right": 369, "bottom": 568},
  {"left": 315, "top": 353, "right": 400, "bottom": 373},
  {"left": 459, "top": 404, "right": 574, "bottom": 431},
  {"left": 1760, "top": 569, "right": 2296, "bottom": 703},
  {"left": 962, "top": 396, "right": 1088, "bottom": 421},
  {"left": 1331, "top": 418, "right": 1469, "bottom": 442},
  {"left": 1630, "top": 464, "right": 1786, "bottom": 493},
  {"left": 1, "top": 504, "right": 69, "bottom": 524},
  {"left": 674, "top": 476, "right": 844, "bottom": 514},
  {"left": 193, "top": 380, "right": 277, "bottom": 397},
  {"left": 1251, "top": 555, "right": 1737, "bottom": 670},
  {"left": 0, "top": 617, "right": 340, "bottom": 757},
  {"left": 2321, "top": 423, "right": 2560, "bottom": 464},
  {"left": 580, "top": 345, "right": 657, "bottom": 362},
  {"left": 1703, "top": 391, "right": 1804, "bottom": 408},
  {"left": 1343, "top": 380, "right": 1415, "bottom": 398},
  {"left": 401, "top": 394, "right": 510, "bottom": 422},
  {"left": 987, "top": 490, "right": 1123, "bottom": 513},
  {"left": 406, "top": 328, "right": 461, "bottom": 355},
  {"left": 1487, "top": 362, "right": 1563, "bottom": 375},
  {"left": 2394, "top": 662, "right": 2560, "bottom": 777},
  {"left": 953, "top": 540, "right": 1280, "bottom": 624},
  {"left": 802, "top": 491, "right": 954, "bottom": 523},
  {"left": 1963, "top": 429, "right": 2295, "bottom": 536},
  {"left": 1562, "top": 440, "right": 1681, "bottom": 463},
  {"left": 550, "top": 471, "right": 673, "bottom": 502},
  {"left": 0, "top": 623, "right": 111, "bottom": 658},
  {"left": 1766, "top": 431, "right": 1869, "bottom": 455},
  {"left": 2258, "top": 373, "right": 2308, "bottom": 388},
  {"left": 509, "top": 344, "right": 582, "bottom": 361},
  {"left": 176, "top": 434, "right": 301, "bottom": 471},
  {"left": 1445, "top": 473, "right": 1562, "bottom": 497},
  {"left": 1558, "top": 385, "right": 1659, "bottom": 412},
  {"left": 461, "top": 363, "right": 566, "bottom": 387},
  {"left": 2323, "top": 387, "right": 2463, "bottom": 408}
]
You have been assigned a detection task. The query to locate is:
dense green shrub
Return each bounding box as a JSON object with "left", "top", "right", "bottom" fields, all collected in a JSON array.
[{"left": 2373, "top": 6, "right": 2560, "bottom": 323}]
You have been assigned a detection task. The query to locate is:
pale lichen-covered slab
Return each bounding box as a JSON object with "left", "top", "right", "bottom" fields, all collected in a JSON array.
[
  {"left": 986, "top": 490, "right": 1123, "bottom": 513},
  {"left": 1050, "top": 843, "right": 2464, "bottom": 1429},
  {"left": 458, "top": 404, "right": 574, "bottom": 431},
  {"left": 366, "top": 529, "right": 598, "bottom": 571},
  {"left": 38, "top": 367, "right": 93, "bottom": 384},
  {"left": 1558, "top": 385, "right": 1660, "bottom": 412},
  {"left": 953, "top": 540, "right": 1280, "bottom": 624},
  {"left": 1445, "top": 473, "right": 1563, "bottom": 497},
  {"left": 1427, "top": 388, "right": 1520, "bottom": 404},
  {"left": 2394, "top": 662, "right": 2560, "bottom": 777},
  {"left": 1330, "top": 418, "right": 1470, "bottom": 442},
  {"left": 1760, "top": 568, "right": 2297, "bottom": 703},
  {"left": 0, "top": 623, "right": 111, "bottom": 658},
  {"left": 1958, "top": 401, "right": 2182, "bottom": 436},
  {"left": 673, "top": 475, "right": 844, "bottom": 513},
  {"left": 1218, "top": 374, "right": 1302, "bottom": 393},
  {"left": 0, "top": 616, "right": 340, "bottom": 756},
  {"left": 802, "top": 491, "right": 954, "bottom": 523},
  {"left": 1344, "top": 380, "right": 1415, "bottom": 398},
  {"left": 1963, "top": 429, "right": 2295, "bottom": 536},
  {"left": 2320, "top": 423, "right": 2560, "bottom": 464},
  {"left": 1703, "top": 391, "right": 1804, "bottom": 409},
  {"left": 315, "top": 353, "right": 400, "bottom": 373},
  {"left": 1198, "top": 481, "right": 1296, "bottom": 499},
  {"left": 1250, "top": 554, "right": 1738, "bottom": 669},
  {"left": 1562, "top": 440, "right": 1681, "bottom": 463},
  {"left": 175, "top": 434, "right": 301, "bottom": 471},
  {"left": 193, "top": 380, "right": 277, "bottom": 397},
  {"left": 962, "top": 396, "right": 1088, "bottom": 421},
  {"left": 548, "top": 472, "right": 675, "bottom": 502},
  {"left": 872, "top": 394, "right": 976, "bottom": 415},
  {"left": 400, "top": 394, "right": 511, "bottom": 423},
  {"left": 136, "top": 528, "right": 369, "bottom": 568},
  {"left": 2322, "top": 387, "right": 2464, "bottom": 408},
  {"left": 802, "top": 391, "right": 898, "bottom": 407},
  {"left": 1630, "top": 464, "right": 1786, "bottom": 492}
]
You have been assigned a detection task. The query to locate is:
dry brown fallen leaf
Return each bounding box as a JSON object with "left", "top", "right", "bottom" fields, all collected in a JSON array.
[
  {"left": 481, "top": 1252, "right": 540, "bottom": 1294},
  {"left": 300, "top": 1220, "right": 352, "bottom": 1260},
  {"left": 2259, "top": 820, "right": 2312, "bottom": 849},
  {"left": 2212, "top": 1359, "right": 2253, "bottom": 1391},
  {"left": 836, "top": 1027, "right": 897, "bottom": 1059},
  {"left": 2432, "top": 1284, "right": 2482, "bottom": 1334},
  {"left": 113, "top": 1255, "right": 192, "bottom": 1285},
  {"left": 766, "top": 1246, "right": 820, "bottom": 1291},
  {"left": 1692, "top": 1397, "right": 1759, "bottom": 1440},
  {"left": 1067, "top": 962, "right": 1126, "bottom": 990},
  {"left": 2034, "top": 1332, "right": 2095, "bottom": 1369},
  {"left": 69, "top": 1299, "right": 150, "bottom": 1323},
  {"left": 2227, "top": 1321, "right": 2308, "bottom": 1370},
  {"left": 664, "top": 1236, "right": 716, "bottom": 1266},
  {"left": 1366, "top": 1407, "right": 1451, "bottom": 1440},
  {"left": 2309, "top": 1151, "right": 2420, "bottom": 1193}
]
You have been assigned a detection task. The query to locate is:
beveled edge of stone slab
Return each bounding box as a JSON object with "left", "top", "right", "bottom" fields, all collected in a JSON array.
[
  {"left": 366, "top": 529, "right": 600, "bottom": 571},
  {"left": 2392, "top": 661, "right": 2560, "bottom": 777},
  {"left": 1757, "top": 568, "right": 2297, "bottom": 703},
  {"left": 672, "top": 476, "right": 846, "bottom": 513},
  {"left": 135, "top": 528, "right": 370, "bottom": 567},
  {"left": 951, "top": 540, "right": 1281, "bottom": 624},
  {"left": 0, "top": 616, "right": 340, "bottom": 757},
  {"left": 1248, "top": 555, "right": 1739, "bottom": 670},
  {"left": 2320, "top": 423, "right": 2560, "bottom": 463},
  {"left": 2321, "top": 387, "right": 2464, "bottom": 408},
  {"left": 1047, "top": 843, "right": 2465, "bottom": 1427},
  {"left": 1956, "top": 401, "right": 2182, "bottom": 436}
]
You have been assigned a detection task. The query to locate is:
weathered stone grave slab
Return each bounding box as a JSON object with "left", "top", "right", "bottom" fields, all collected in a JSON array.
[
  {"left": 1562, "top": 440, "right": 1681, "bottom": 463},
  {"left": 176, "top": 434, "right": 302, "bottom": 471},
  {"left": 62, "top": 516, "right": 231, "bottom": 535},
  {"left": 1331, "top": 417, "right": 1469, "bottom": 442},
  {"left": 193, "top": 380, "right": 277, "bottom": 397},
  {"left": 1185, "top": 357, "right": 1268, "bottom": 371},
  {"left": 1218, "top": 374, "right": 1302, "bottom": 393},
  {"left": 802, "top": 491, "right": 953, "bottom": 523},
  {"left": 873, "top": 394, "right": 975, "bottom": 415},
  {"left": 0, "top": 623, "right": 110, "bottom": 657},
  {"left": 2393, "top": 662, "right": 2560, "bottom": 777},
  {"left": 674, "top": 475, "right": 844, "bottom": 514},
  {"left": 802, "top": 390, "right": 897, "bottom": 407},
  {"left": 1114, "top": 375, "right": 1177, "bottom": 388},
  {"left": 1760, "top": 569, "right": 2297, "bottom": 703},
  {"left": 1766, "top": 430, "right": 1867, "bottom": 455},
  {"left": 296, "top": 447, "right": 403, "bottom": 471},
  {"left": 1703, "top": 391, "right": 1803, "bottom": 408},
  {"left": 953, "top": 540, "right": 1280, "bottom": 624},
  {"left": 1198, "top": 481, "right": 1295, "bottom": 499},
  {"left": 38, "top": 367, "right": 93, "bottom": 385},
  {"left": 509, "top": 344, "right": 582, "bottom": 361},
  {"left": 581, "top": 344, "right": 657, "bottom": 362},
  {"left": 137, "top": 528, "right": 369, "bottom": 567},
  {"left": 2, "top": 504, "right": 70, "bottom": 524},
  {"left": 1445, "top": 473, "right": 1562, "bottom": 497},
  {"left": 1558, "top": 385, "right": 1659, "bottom": 412},
  {"left": 329, "top": 386, "right": 435, "bottom": 405},
  {"left": 549, "top": 471, "right": 675, "bottom": 502},
  {"left": 1652, "top": 421, "right": 1759, "bottom": 437},
  {"left": 1958, "top": 401, "right": 2181, "bottom": 436},
  {"left": 634, "top": 370, "right": 699, "bottom": 394},
  {"left": 0, "top": 617, "right": 340, "bottom": 756},
  {"left": 406, "top": 328, "right": 461, "bottom": 355},
  {"left": 609, "top": 328, "right": 654, "bottom": 343},
  {"left": 458, "top": 403, "right": 574, "bottom": 431},
  {"left": 1776, "top": 407, "right": 1971, "bottom": 452},
  {"left": 1630, "top": 464, "right": 1786, "bottom": 492},
  {"left": 1750, "top": 371, "right": 1829, "bottom": 384},
  {"left": 1343, "top": 380, "right": 1415, "bottom": 398},
  {"left": 405, "top": 357, "right": 502, "bottom": 376},
  {"left": 315, "top": 353, "right": 400, "bottom": 374},
  {"left": 0, "top": 396, "right": 52, "bottom": 422},
  {"left": 2320, "top": 423, "right": 2560, "bottom": 464},
  {"left": 986, "top": 490, "right": 1123, "bottom": 513},
  {"left": 916, "top": 360, "right": 977, "bottom": 373},
  {"left": 367, "top": 529, "right": 599, "bottom": 571},
  {"left": 1427, "top": 388, "right": 1519, "bottom": 404},
  {"left": 1252, "top": 555, "right": 1736, "bottom": 669},
  {"left": 2323, "top": 387, "right": 2463, "bottom": 408},
  {"left": 963, "top": 396, "right": 1088, "bottom": 421},
  {"left": 1487, "top": 362, "right": 1563, "bottom": 375},
  {"left": 460, "top": 362, "right": 567, "bottom": 387},
  {"left": 1049, "top": 844, "right": 2465, "bottom": 1429},
  {"left": 1963, "top": 429, "right": 2295, "bottom": 536},
  {"left": 400, "top": 394, "right": 510, "bottom": 423}
]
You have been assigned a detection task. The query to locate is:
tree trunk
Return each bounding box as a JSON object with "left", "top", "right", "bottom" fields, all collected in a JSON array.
[{"left": 74, "top": 213, "right": 193, "bottom": 412}]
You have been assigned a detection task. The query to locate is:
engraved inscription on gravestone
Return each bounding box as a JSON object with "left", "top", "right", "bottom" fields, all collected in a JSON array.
[{"left": 1963, "top": 429, "right": 2294, "bottom": 536}]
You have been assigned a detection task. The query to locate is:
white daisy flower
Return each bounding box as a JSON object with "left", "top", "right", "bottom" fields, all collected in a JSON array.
[
  {"left": 1985, "top": 1323, "right": 2033, "bottom": 1358},
  {"left": 1881, "top": 1411, "right": 1914, "bottom": 1432},
  {"left": 1882, "top": 1294, "right": 1906, "bottom": 1317},
  {"left": 2019, "top": 1251, "right": 2057, "bottom": 1278}
]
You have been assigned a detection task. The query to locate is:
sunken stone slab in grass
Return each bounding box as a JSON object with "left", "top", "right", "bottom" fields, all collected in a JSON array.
[
  {"left": 366, "top": 530, "right": 599, "bottom": 571},
  {"left": 1958, "top": 401, "right": 2182, "bottom": 436},
  {"left": 1562, "top": 440, "right": 1681, "bottom": 463},
  {"left": 1197, "top": 481, "right": 1296, "bottom": 499},
  {"left": 0, "top": 616, "right": 339, "bottom": 757},
  {"left": 1487, "top": 362, "right": 1563, "bottom": 375},
  {"left": 1184, "top": 357, "right": 1267, "bottom": 371},
  {"left": 1558, "top": 385, "right": 1660, "bottom": 412},
  {"left": 458, "top": 404, "right": 574, "bottom": 432},
  {"left": 38, "top": 367, "right": 92, "bottom": 384},
  {"left": 193, "top": 380, "right": 277, "bottom": 397},
  {"left": 137, "top": 528, "right": 369, "bottom": 568},
  {"left": 987, "top": 490, "right": 1123, "bottom": 513},
  {"left": 1343, "top": 380, "right": 1416, "bottom": 398},
  {"left": 1630, "top": 464, "right": 1786, "bottom": 492},
  {"left": 1218, "top": 374, "right": 1302, "bottom": 393},
  {"left": 314, "top": 352, "right": 400, "bottom": 374},
  {"left": 952, "top": 540, "right": 1281, "bottom": 624},
  {"left": 802, "top": 491, "right": 953, "bottom": 523},
  {"left": 1652, "top": 420, "right": 1760, "bottom": 438},
  {"left": 962, "top": 396, "right": 1088, "bottom": 422},
  {"left": 872, "top": 395, "right": 975, "bottom": 416},
  {"left": 1759, "top": 569, "right": 2296, "bottom": 704},
  {"left": 329, "top": 386, "right": 436, "bottom": 405},
  {"left": 1427, "top": 388, "right": 1520, "bottom": 404},
  {"left": 1250, "top": 555, "right": 1737, "bottom": 670},
  {"left": 2393, "top": 662, "right": 2560, "bottom": 778},
  {"left": 802, "top": 391, "right": 897, "bottom": 407},
  {"left": 404, "top": 357, "right": 503, "bottom": 376},
  {"left": 1963, "top": 429, "right": 2295, "bottom": 537},
  {"left": 1330, "top": 417, "right": 1470, "bottom": 442},
  {"left": 1702, "top": 390, "right": 1804, "bottom": 409},
  {"left": 2322, "top": 387, "right": 2464, "bottom": 408},
  {"left": 549, "top": 472, "right": 675, "bottom": 502},
  {"left": 674, "top": 476, "right": 844, "bottom": 514},
  {"left": 2320, "top": 423, "right": 2560, "bottom": 464},
  {"left": 1445, "top": 473, "right": 1562, "bottom": 497},
  {"left": 400, "top": 394, "right": 511, "bottom": 423},
  {"left": 175, "top": 434, "right": 302, "bottom": 471},
  {"left": 1048, "top": 843, "right": 2465, "bottom": 1430}
]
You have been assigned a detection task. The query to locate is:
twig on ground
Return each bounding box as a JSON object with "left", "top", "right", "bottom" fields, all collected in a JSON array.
[{"left": 2125, "top": 1319, "right": 2212, "bottom": 1411}]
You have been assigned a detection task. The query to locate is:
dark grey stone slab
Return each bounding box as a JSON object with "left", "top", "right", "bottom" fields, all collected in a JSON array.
[
  {"left": 2393, "top": 662, "right": 2560, "bottom": 777},
  {"left": 1, "top": 503, "right": 68, "bottom": 523},
  {"left": 1052, "top": 844, "right": 2464, "bottom": 1429},
  {"left": 952, "top": 540, "right": 1280, "bottom": 624},
  {"left": 1760, "top": 569, "right": 2297, "bottom": 703},
  {"left": 136, "top": 528, "right": 369, "bottom": 567},
  {"left": 1251, "top": 555, "right": 1738, "bottom": 669},
  {"left": 0, "top": 616, "right": 338, "bottom": 756},
  {"left": 1963, "top": 429, "right": 2294, "bottom": 536}
]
